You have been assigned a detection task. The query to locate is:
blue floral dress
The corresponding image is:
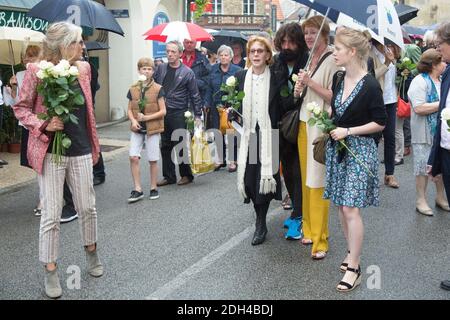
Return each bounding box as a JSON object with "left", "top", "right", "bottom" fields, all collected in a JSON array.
[{"left": 323, "top": 77, "right": 380, "bottom": 208}]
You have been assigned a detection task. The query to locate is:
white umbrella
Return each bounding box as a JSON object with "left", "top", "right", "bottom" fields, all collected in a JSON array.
[{"left": 0, "top": 27, "right": 45, "bottom": 73}]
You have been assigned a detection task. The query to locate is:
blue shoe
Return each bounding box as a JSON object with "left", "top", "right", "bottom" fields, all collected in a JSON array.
[
  {"left": 285, "top": 218, "right": 302, "bottom": 240},
  {"left": 283, "top": 217, "right": 294, "bottom": 229}
]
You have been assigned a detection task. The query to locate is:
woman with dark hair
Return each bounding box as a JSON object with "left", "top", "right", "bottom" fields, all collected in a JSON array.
[
  {"left": 236, "top": 36, "right": 282, "bottom": 246},
  {"left": 408, "top": 49, "right": 448, "bottom": 216}
]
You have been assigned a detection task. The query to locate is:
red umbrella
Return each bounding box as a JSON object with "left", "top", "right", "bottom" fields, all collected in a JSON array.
[{"left": 143, "top": 21, "right": 213, "bottom": 43}]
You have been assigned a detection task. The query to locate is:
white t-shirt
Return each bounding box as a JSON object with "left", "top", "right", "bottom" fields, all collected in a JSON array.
[
  {"left": 440, "top": 92, "right": 450, "bottom": 150},
  {"left": 372, "top": 47, "right": 397, "bottom": 104},
  {"left": 0, "top": 80, "right": 3, "bottom": 105}
]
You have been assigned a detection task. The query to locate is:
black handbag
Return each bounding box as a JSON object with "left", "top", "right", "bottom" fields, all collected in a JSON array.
[
  {"left": 280, "top": 51, "right": 333, "bottom": 144},
  {"left": 280, "top": 97, "right": 304, "bottom": 144}
]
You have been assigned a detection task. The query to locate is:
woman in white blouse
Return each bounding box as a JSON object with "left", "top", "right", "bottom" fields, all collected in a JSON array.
[{"left": 408, "top": 48, "right": 448, "bottom": 216}]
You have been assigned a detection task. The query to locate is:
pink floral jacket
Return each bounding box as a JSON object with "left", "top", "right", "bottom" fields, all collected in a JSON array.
[{"left": 12, "top": 61, "right": 100, "bottom": 174}]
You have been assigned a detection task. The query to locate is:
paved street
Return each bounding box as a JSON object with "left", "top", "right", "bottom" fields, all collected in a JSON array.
[{"left": 1, "top": 121, "right": 449, "bottom": 300}]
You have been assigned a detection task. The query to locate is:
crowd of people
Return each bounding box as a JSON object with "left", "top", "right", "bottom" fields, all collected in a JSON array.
[{"left": 2, "top": 16, "right": 450, "bottom": 297}]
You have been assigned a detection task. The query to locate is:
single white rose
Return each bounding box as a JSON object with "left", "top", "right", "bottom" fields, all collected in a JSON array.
[
  {"left": 306, "top": 102, "right": 318, "bottom": 112},
  {"left": 36, "top": 70, "right": 46, "bottom": 79},
  {"left": 50, "top": 64, "right": 65, "bottom": 77},
  {"left": 184, "top": 111, "right": 192, "bottom": 118},
  {"left": 58, "top": 59, "right": 71, "bottom": 70},
  {"left": 226, "top": 76, "right": 236, "bottom": 87},
  {"left": 38, "top": 60, "right": 54, "bottom": 70},
  {"left": 68, "top": 66, "right": 79, "bottom": 76},
  {"left": 291, "top": 74, "right": 298, "bottom": 83},
  {"left": 59, "top": 69, "right": 70, "bottom": 77},
  {"left": 441, "top": 108, "right": 450, "bottom": 121},
  {"left": 138, "top": 75, "right": 147, "bottom": 82},
  {"left": 312, "top": 106, "right": 322, "bottom": 116},
  {"left": 402, "top": 57, "right": 411, "bottom": 63}
]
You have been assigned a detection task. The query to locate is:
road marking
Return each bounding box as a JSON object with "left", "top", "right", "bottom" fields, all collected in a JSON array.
[{"left": 145, "top": 208, "right": 282, "bottom": 300}]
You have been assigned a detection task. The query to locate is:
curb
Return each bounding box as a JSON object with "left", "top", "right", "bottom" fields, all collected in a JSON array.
[
  {"left": 0, "top": 179, "right": 36, "bottom": 196},
  {"left": 96, "top": 117, "right": 128, "bottom": 129}
]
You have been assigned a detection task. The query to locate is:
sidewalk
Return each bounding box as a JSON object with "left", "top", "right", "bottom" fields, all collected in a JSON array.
[{"left": 0, "top": 119, "right": 129, "bottom": 196}]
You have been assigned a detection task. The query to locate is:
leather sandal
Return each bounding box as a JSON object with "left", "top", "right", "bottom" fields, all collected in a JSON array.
[
  {"left": 337, "top": 266, "right": 362, "bottom": 292},
  {"left": 301, "top": 238, "right": 313, "bottom": 245},
  {"left": 340, "top": 250, "right": 350, "bottom": 273},
  {"left": 311, "top": 251, "right": 327, "bottom": 260},
  {"left": 384, "top": 175, "right": 399, "bottom": 188}
]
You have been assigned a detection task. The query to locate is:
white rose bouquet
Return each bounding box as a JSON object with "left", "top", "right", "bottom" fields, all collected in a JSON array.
[
  {"left": 307, "top": 102, "right": 375, "bottom": 177},
  {"left": 36, "top": 59, "right": 84, "bottom": 164}
]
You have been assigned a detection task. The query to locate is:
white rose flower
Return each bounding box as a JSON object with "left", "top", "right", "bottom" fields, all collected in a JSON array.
[
  {"left": 226, "top": 76, "right": 236, "bottom": 87},
  {"left": 50, "top": 64, "right": 65, "bottom": 77},
  {"left": 291, "top": 74, "right": 298, "bottom": 83},
  {"left": 68, "top": 66, "right": 79, "bottom": 76},
  {"left": 306, "top": 102, "right": 318, "bottom": 112},
  {"left": 441, "top": 108, "right": 450, "bottom": 121},
  {"left": 184, "top": 111, "right": 192, "bottom": 118},
  {"left": 312, "top": 106, "right": 322, "bottom": 116},
  {"left": 36, "top": 70, "right": 46, "bottom": 79},
  {"left": 59, "top": 69, "right": 70, "bottom": 77},
  {"left": 59, "top": 59, "right": 71, "bottom": 70},
  {"left": 402, "top": 57, "right": 411, "bottom": 63},
  {"left": 38, "top": 60, "right": 54, "bottom": 70},
  {"left": 138, "top": 75, "right": 147, "bottom": 82}
]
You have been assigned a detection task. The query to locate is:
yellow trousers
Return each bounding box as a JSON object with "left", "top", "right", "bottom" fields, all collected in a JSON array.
[{"left": 298, "top": 121, "right": 330, "bottom": 254}]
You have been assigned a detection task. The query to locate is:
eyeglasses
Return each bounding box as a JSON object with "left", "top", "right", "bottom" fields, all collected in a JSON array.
[{"left": 249, "top": 48, "right": 266, "bottom": 55}]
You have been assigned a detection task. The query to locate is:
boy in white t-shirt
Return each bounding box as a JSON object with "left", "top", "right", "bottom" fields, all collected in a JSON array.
[{"left": 126, "top": 58, "right": 166, "bottom": 202}]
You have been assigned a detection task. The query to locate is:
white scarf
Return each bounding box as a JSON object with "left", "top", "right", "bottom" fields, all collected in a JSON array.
[{"left": 237, "top": 66, "right": 276, "bottom": 199}]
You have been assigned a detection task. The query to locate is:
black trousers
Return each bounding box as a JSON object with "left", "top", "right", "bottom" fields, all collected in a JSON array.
[
  {"left": 383, "top": 103, "right": 397, "bottom": 175},
  {"left": 403, "top": 117, "right": 411, "bottom": 148},
  {"left": 93, "top": 152, "right": 105, "bottom": 178},
  {"left": 280, "top": 135, "right": 302, "bottom": 218},
  {"left": 441, "top": 149, "right": 450, "bottom": 204},
  {"left": 161, "top": 111, "right": 193, "bottom": 183}
]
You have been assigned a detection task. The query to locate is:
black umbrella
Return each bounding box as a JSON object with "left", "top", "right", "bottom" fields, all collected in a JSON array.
[
  {"left": 201, "top": 30, "right": 247, "bottom": 54},
  {"left": 85, "top": 41, "right": 109, "bottom": 51},
  {"left": 27, "top": 0, "right": 124, "bottom": 36},
  {"left": 394, "top": 3, "right": 419, "bottom": 25}
]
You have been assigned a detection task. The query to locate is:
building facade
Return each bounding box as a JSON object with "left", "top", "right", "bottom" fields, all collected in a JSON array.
[
  {"left": 404, "top": 0, "right": 450, "bottom": 27},
  {"left": 0, "top": 0, "right": 185, "bottom": 123}
]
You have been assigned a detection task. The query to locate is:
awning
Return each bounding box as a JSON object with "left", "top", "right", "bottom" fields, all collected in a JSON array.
[{"left": 0, "top": 0, "right": 41, "bottom": 10}]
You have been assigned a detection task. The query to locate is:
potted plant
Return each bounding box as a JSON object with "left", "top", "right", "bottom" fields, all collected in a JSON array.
[
  {"left": 0, "top": 129, "right": 8, "bottom": 152},
  {"left": 2, "top": 105, "right": 21, "bottom": 153}
]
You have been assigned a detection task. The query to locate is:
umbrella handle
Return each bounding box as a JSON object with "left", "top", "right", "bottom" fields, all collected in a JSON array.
[{"left": 8, "top": 40, "right": 15, "bottom": 76}]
